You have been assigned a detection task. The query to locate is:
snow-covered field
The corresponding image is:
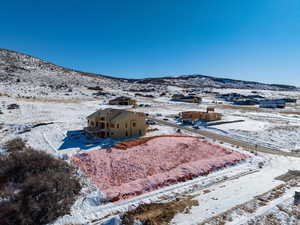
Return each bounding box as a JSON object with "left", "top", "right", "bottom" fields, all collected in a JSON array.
[
  {"left": 204, "top": 110, "right": 300, "bottom": 152},
  {"left": 172, "top": 155, "right": 300, "bottom": 225}
]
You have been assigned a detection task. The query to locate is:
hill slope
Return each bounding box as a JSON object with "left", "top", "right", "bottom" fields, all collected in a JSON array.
[
  {"left": 0, "top": 48, "right": 119, "bottom": 98},
  {"left": 0, "top": 48, "right": 297, "bottom": 98},
  {"left": 131, "top": 74, "right": 297, "bottom": 90}
]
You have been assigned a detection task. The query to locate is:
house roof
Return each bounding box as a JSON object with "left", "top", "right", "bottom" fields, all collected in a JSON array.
[
  {"left": 87, "top": 108, "right": 144, "bottom": 122},
  {"left": 172, "top": 94, "right": 184, "bottom": 98},
  {"left": 87, "top": 108, "right": 120, "bottom": 119},
  {"left": 259, "top": 99, "right": 286, "bottom": 104},
  {"left": 111, "top": 96, "right": 133, "bottom": 101},
  {"left": 181, "top": 96, "right": 200, "bottom": 100},
  {"left": 172, "top": 94, "right": 200, "bottom": 100},
  {"left": 111, "top": 111, "right": 131, "bottom": 123}
]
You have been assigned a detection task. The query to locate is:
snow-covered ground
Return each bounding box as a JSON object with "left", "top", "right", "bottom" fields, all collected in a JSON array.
[
  {"left": 202, "top": 110, "right": 300, "bottom": 152},
  {"left": 172, "top": 155, "right": 300, "bottom": 225},
  {"left": 1, "top": 88, "right": 300, "bottom": 225}
]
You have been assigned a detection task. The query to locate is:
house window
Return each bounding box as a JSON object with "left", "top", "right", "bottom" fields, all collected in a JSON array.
[
  {"left": 117, "top": 124, "right": 119, "bottom": 128},
  {"left": 100, "top": 131, "right": 105, "bottom": 138},
  {"left": 100, "top": 117, "right": 105, "bottom": 120},
  {"left": 111, "top": 132, "right": 114, "bottom": 136},
  {"left": 110, "top": 123, "right": 115, "bottom": 128},
  {"left": 132, "top": 122, "right": 136, "bottom": 127},
  {"left": 125, "top": 123, "right": 128, "bottom": 128},
  {"left": 125, "top": 131, "right": 128, "bottom": 136},
  {"left": 139, "top": 130, "right": 142, "bottom": 135}
]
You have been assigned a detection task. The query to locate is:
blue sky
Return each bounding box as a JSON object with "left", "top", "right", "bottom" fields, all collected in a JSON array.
[{"left": 1, "top": 0, "right": 300, "bottom": 85}]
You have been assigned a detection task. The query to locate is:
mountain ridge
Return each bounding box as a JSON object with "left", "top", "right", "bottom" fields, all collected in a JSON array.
[{"left": 0, "top": 48, "right": 298, "bottom": 95}]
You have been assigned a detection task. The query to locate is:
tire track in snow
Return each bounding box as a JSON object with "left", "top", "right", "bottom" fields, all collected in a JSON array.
[
  {"left": 226, "top": 189, "right": 296, "bottom": 225},
  {"left": 42, "top": 131, "right": 57, "bottom": 153}
]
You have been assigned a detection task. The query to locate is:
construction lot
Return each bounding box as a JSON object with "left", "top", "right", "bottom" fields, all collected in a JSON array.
[
  {"left": 72, "top": 135, "right": 248, "bottom": 201},
  {"left": 1, "top": 88, "right": 300, "bottom": 225}
]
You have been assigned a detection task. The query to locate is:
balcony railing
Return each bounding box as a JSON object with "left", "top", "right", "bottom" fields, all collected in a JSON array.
[{"left": 84, "top": 127, "right": 106, "bottom": 133}]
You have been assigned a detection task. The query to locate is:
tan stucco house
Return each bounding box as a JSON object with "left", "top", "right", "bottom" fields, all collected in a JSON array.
[
  {"left": 171, "top": 94, "right": 202, "bottom": 103},
  {"left": 85, "top": 108, "right": 147, "bottom": 138},
  {"left": 180, "top": 107, "right": 222, "bottom": 123}
]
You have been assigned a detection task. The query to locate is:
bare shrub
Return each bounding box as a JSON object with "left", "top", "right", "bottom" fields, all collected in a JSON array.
[
  {"left": 3, "top": 138, "right": 26, "bottom": 152},
  {"left": 7, "top": 103, "right": 20, "bottom": 110},
  {"left": 122, "top": 197, "right": 198, "bottom": 225},
  {"left": 0, "top": 148, "right": 81, "bottom": 225},
  {"left": 203, "top": 189, "right": 211, "bottom": 194}
]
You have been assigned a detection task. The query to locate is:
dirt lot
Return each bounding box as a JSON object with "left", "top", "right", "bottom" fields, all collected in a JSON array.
[{"left": 72, "top": 135, "right": 248, "bottom": 201}]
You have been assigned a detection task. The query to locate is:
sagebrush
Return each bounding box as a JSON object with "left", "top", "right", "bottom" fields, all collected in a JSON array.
[{"left": 0, "top": 145, "right": 81, "bottom": 225}]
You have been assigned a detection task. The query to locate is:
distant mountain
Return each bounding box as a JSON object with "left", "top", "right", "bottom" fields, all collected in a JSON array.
[
  {"left": 128, "top": 74, "right": 298, "bottom": 91},
  {"left": 0, "top": 48, "right": 297, "bottom": 98}
]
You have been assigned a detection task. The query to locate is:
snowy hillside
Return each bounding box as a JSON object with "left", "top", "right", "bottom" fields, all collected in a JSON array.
[
  {"left": 0, "top": 48, "right": 298, "bottom": 99},
  {"left": 0, "top": 48, "right": 119, "bottom": 98}
]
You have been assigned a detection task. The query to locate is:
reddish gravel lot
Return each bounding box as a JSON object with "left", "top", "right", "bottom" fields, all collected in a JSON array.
[{"left": 72, "top": 135, "right": 249, "bottom": 201}]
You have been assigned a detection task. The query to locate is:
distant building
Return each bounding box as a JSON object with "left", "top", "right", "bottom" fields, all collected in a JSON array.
[
  {"left": 233, "top": 99, "right": 258, "bottom": 106},
  {"left": 217, "top": 93, "right": 264, "bottom": 104},
  {"left": 217, "top": 93, "right": 245, "bottom": 102},
  {"left": 171, "top": 94, "right": 202, "bottom": 103},
  {"left": 206, "top": 106, "right": 215, "bottom": 112},
  {"left": 247, "top": 94, "right": 264, "bottom": 99},
  {"left": 180, "top": 108, "right": 222, "bottom": 123},
  {"left": 294, "top": 191, "right": 300, "bottom": 205},
  {"left": 259, "top": 99, "right": 286, "bottom": 109},
  {"left": 108, "top": 96, "right": 136, "bottom": 106},
  {"left": 85, "top": 108, "right": 146, "bottom": 138},
  {"left": 281, "top": 98, "right": 297, "bottom": 103}
]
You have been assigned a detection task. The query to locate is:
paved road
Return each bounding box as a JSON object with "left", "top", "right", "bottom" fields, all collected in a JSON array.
[{"left": 150, "top": 117, "right": 300, "bottom": 158}]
